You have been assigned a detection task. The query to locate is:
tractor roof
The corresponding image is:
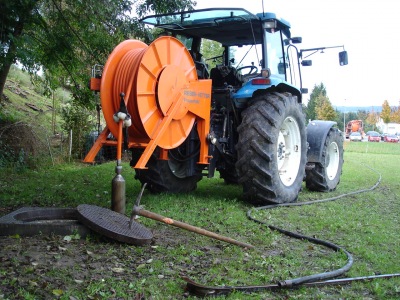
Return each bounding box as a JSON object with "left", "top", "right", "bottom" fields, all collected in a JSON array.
[{"left": 140, "top": 8, "right": 291, "bottom": 47}]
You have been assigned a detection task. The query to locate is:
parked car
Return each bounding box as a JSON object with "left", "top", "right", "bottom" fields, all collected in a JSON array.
[
  {"left": 366, "top": 131, "right": 379, "bottom": 136},
  {"left": 381, "top": 133, "right": 388, "bottom": 141},
  {"left": 368, "top": 132, "right": 380, "bottom": 142},
  {"left": 349, "top": 131, "right": 362, "bottom": 142},
  {"left": 384, "top": 134, "right": 399, "bottom": 143}
]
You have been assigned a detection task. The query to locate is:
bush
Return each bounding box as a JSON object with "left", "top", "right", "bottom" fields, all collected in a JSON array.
[{"left": 60, "top": 101, "right": 97, "bottom": 159}]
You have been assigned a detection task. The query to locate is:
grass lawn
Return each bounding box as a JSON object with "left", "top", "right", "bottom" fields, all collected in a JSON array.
[{"left": 0, "top": 141, "right": 399, "bottom": 299}]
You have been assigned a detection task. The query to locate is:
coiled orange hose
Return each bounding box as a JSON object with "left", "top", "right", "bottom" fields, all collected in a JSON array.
[{"left": 100, "top": 36, "right": 200, "bottom": 149}]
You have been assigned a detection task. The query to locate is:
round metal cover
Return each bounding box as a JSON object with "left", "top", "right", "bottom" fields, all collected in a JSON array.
[{"left": 77, "top": 204, "right": 153, "bottom": 246}]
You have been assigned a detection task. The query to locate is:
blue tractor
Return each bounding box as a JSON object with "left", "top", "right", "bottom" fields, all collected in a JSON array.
[{"left": 133, "top": 7, "right": 347, "bottom": 205}]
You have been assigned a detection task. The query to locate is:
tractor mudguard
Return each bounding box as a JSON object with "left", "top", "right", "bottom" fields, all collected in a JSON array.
[{"left": 306, "top": 120, "right": 337, "bottom": 164}]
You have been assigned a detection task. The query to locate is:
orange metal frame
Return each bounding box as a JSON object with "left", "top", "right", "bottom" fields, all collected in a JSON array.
[{"left": 84, "top": 37, "right": 212, "bottom": 169}]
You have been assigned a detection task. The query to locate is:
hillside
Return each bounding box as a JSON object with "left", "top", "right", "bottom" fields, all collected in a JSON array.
[{"left": 0, "top": 66, "right": 70, "bottom": 167}]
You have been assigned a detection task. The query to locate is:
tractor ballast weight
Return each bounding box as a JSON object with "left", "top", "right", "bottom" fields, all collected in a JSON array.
[{"left": 84, "top": 37, "right": 212, "bottom": 169}]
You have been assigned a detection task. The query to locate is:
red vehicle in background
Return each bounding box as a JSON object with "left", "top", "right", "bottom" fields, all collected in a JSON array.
[
  {"left": 345, "top": 120, "right": 363, "bottom": 139},
  {"left": 384, "top": 134, "right": 399, "bottom": 143},
  {"left": 368, "top": 132, "right": 380, "bottom": 142}
]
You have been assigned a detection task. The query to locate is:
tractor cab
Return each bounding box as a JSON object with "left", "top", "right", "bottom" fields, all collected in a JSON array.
[{"left": 141, "top": 8, "right": 301, "bottom": 107}]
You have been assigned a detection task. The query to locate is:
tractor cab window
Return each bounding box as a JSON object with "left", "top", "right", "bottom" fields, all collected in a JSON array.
[
  {"left": 174, "top": 34, "right": 193, "bottom": 50},
  {"left": 230, "top": 44, "right": 262, "bottom": 78},
  {"left": 265, "top": 30, "right": 285, "bottom": 81}
]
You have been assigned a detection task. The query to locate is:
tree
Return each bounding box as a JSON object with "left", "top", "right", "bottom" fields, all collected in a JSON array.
[
  {"left": 0, "top": 0, "right": 39, "bottom": 100},
  {"left": 135, "top": 0, "right": 195, "bottom": 20},
  {"left": 390, "top": 104, "right": 400, "bottom": 123},
  {"left": 357, "top": 110, "right": 368, "bottom": 122},
  {"left": 0, "top": 0, "right": 196, "bottom": 105},
  {"left": 380, "top": 100, "right": 391, "bottom": 125},
  {"left": 200, "top": 39, "right": 224, "bottom": 70},
  {"left": 315, "top": 95, "right": 337, "bottom": 121},
  {"left": 305, "top": 83, "right": 327, "bottom": 121},
  {"left": 366, "top": 108, "right": 380, "bottom": 131}
]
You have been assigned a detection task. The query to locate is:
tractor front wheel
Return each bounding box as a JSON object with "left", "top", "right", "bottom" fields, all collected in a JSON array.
[{"left": 305, "top": 127, "right": 344, "bottom": 192}]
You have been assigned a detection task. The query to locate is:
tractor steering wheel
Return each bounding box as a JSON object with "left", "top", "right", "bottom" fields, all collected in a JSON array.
[{"left": 237, "top": 65, "right": 258, "bottom": 75}]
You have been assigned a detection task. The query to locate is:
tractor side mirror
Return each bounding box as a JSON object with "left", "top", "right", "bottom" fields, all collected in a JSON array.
[
  {"left": 283, "top": 37, "right": 302, "bottom": 45},
  {"left": 301, "top": 60, "right": 312, "bottom": 66},
  {"left": 339, "top": 51, "right": 348, "bottom": 66},
  {"left": 291, "top": 37, "right": 302, "bottom": 44},
  {"left": 301, "top": 88, "right": 308, "bottom": 94}
]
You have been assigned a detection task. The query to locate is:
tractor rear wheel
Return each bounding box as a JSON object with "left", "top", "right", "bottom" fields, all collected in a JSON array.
[
  {"left": 134, "top": 148, "right": 202, "bottom": 193},
  {"left": 236, "top": 92, "right": 307, "bottom": 205},
  {"left": 305, "top": 127, "right": 343, "bottom": 191}
]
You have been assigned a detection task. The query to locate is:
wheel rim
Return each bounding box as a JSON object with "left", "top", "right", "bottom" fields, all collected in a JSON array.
[
  {"left": 276, "top": 116, "right": 302, "bottom": 186},
  {"left": 168, "top": 159, "right": 187, "bottom": 178},
  {"left": 326, "top": 141, "right": 340, "bottom": 180}
]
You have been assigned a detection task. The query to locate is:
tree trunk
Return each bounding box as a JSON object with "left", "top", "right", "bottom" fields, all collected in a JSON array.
[
  {"left": 0, "top": 17, "right": 26, "bottom": 103},
  {"left": 0, "top": 61, "right": 13, "bottom": 103}
]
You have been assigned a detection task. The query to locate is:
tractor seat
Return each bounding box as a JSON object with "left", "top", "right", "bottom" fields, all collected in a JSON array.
[{"left": 210, "top": 65, "right": 243, "bottom": 87}]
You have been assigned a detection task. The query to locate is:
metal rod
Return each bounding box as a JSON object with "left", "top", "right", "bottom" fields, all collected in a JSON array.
[
  {"left": 116, "top": 120, "right": 123, "bottom": 164},
  {"left": 134, "top": 207, "right": 254, "bottom": 249}
]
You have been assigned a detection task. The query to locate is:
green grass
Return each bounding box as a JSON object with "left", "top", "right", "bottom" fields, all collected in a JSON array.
[
  {"left": 0, "top": 141, "right": 399, "bottom": 299},
  {"left": 344, "top": 140, "right": 400, "bottom": 155},
  {"left": 1, "top": 65, "right": 67, "bottom": 131}
]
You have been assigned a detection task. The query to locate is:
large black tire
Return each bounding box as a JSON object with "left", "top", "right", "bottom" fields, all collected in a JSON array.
[
  {"left": 235, "top": 92, "right": 307, "bottom": 205},
  {"left": 134, "top": 148, "right": 202, "bottom": 193},
  {"left": 305, "top": 127, "right": 344, "bottom": 192}
]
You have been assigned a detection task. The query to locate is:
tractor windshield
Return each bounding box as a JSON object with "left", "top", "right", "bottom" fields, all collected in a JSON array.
[{"left": 141, "top": 8, "right": 263, "bottom": 46}]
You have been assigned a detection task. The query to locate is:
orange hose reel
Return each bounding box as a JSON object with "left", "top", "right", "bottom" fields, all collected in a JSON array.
[{"left": 84, "top": 36, "right": 212, "bottom": 169}]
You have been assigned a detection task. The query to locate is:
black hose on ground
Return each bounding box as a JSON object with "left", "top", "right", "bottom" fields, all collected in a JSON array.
[
  {"left": 247, "top": 164, "right": 381, "bottom": 287},
  {"left": 184, "top": 165, "right": 400, "bottom": 296}
]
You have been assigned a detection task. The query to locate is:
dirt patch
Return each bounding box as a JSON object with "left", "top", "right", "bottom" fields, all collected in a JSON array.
[
  {"left": 0, "top": 219, "right": 219, "bottom": 299},
  {"left": 4, "top": 80, "right": 30, "bottom": 99},
  {"left": 0, "top": 120, "right": 51, "bottom": 167},
  {"left": 0, "top": 121, "right": 37, "bottom": 153}
]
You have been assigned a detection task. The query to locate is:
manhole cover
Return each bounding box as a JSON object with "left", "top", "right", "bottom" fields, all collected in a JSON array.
[{"left": 77, "top": 204, "right": 153, "bottom": 246}]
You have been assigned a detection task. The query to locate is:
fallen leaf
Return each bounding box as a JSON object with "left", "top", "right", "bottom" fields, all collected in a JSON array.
[{"left": 52, "top": 289, "right": 63, "bottom": 296}]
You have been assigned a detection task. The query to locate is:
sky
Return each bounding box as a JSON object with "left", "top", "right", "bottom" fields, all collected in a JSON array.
[{"left": 194, "top": 0, "right": 400, "bottom": 108}]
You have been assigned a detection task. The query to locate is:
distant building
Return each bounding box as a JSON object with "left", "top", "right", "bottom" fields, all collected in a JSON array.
[{"left": 376, "top": 119, "right": 400, "bottom": 134}]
